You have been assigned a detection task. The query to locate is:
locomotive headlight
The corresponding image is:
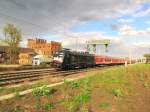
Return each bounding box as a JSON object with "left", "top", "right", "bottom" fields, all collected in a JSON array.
[{"left": 53, "top": 57, "right": 63, "bottom": 63}]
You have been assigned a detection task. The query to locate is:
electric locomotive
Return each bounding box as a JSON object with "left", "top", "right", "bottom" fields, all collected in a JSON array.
[
  {"left": 52, "top": 48, "right": 131, "bottom": 70},
  {"left": 52, "top": 48, "right": 95, "bottom": 69}
]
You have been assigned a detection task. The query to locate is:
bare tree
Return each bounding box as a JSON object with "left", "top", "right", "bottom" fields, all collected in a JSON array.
[{"left": 2, "top": 24, "right": 22, "bottom": 64}]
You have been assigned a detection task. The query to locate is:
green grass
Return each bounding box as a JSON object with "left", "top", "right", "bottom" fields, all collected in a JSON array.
[
  {"left": 61, "top": 77, "right": 92, "bottom": 112},
  {"left": 14, "top": 91, "right": 22, "bottom": 99},
  {"left": 81, "top": 108, "right": 90, "bottom": 112},
  {"left": 43, "top": 102, "right": 54, "bottom": 111},
  {"left": 90, "top": 64, "right": 150, "bottom": 85},
  {"left": 99, "top": 101, "right": 110, "bottom": 108},
  {"left": 111, "top": 88, "right": 123, "bottom": 97}
]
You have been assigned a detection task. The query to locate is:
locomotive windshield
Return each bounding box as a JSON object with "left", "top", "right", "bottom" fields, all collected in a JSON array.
[
  {"left": 57, "top": 53, "right": 64, "bottom": 58},
  {"left": 54, "top": 51, "right": 65, "bottom": 58}
]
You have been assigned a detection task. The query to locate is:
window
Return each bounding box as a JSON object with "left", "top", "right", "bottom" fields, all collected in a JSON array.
[{"left": 105, "top": 58, "right": 111, "bottom": 62}]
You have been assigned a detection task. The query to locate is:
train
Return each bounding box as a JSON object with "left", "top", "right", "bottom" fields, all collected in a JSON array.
[{"left": 51, "top": 48, "right": 129, "bottom": 70}]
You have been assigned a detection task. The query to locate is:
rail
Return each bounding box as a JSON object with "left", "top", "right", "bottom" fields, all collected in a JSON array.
[{"left": 0, "top": 66, "right": 116, "bottom": 86}]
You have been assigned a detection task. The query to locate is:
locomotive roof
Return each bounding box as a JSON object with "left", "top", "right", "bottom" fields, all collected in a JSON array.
[{"left": 60, "top": 49, "right": 93, "bottom": 56}]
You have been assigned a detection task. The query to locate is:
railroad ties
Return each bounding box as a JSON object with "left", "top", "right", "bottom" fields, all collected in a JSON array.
[
  {"left": 0, "top": 66, "right": 113, "bottom": 87},
  {"left": 0, "top": 69, "right": 55, "bottom": 86},
  {"left": 0, "top": 68, "right": 88, "bottom": 86}
]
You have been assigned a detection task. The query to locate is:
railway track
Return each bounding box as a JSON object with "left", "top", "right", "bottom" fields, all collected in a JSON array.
[{"left": 0, "top": 66, "right": 114, "bottom": 86}]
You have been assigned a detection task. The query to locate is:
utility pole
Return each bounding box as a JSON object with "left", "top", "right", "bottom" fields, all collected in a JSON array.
[
  {"left": 129, "top": 48, "right": 132, "bottom": 64},
  {"left": 75, "top": 37, "right": 78, "bottom": 51}
]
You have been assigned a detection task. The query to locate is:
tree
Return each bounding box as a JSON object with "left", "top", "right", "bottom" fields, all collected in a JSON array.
[
  {"left": 144, "top": 53, "right": 150, "bottom": 63},
  {"left": 2, "top": 24, "right": 22, "bottom": 64}
]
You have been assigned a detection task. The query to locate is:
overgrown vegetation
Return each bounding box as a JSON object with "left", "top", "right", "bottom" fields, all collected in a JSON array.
[
  {"left": 111, "top": 88, "right": 123, "bottom": 97},
  {"left": 0, "top": 64, "right": 150, "bottom": 112},
  {"left": 99, "top": 101, "right": 110, "bottom": 108},
  {"left": 32, "top": 85, "right": 55, "bottom": 111},
  {"left": 61, "top": 78, "right": 91, "bottom": 112}
]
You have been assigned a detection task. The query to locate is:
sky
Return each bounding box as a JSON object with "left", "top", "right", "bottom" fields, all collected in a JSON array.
[{"left": 0, "top": 0, "right": 150, "bottom": 58}]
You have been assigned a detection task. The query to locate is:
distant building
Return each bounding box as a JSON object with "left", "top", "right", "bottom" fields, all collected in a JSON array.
[
  {"left": 19, "top": 48, "right": 36, "bottom": 65},
  {"left": 0, "top": 49, "right": 6, "bottom": 63},
  {"left": 0, "top": 46, "right": 36, "bottom": 64},
  {"left": 0, "top": 46, "right": 9, "bottom": 63},
  {"left": 27, "top": 38, "right": 61, "bottom": 56}
]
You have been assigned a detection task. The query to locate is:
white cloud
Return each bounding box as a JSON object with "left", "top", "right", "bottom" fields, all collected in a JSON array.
[
  {"left": 51, "top": 31, "right": 122, "bottom": 47},
  {"left": 118, "top": 25, "right": 150, "bottom": 36},
  {"left": 134, "top": 7, "right": 150, "bottom": 17},
  {"left": 51, "top": 32, "right": 104, "bottom": 46},
  {"left": 133, "top": 42, "right": 150, "bottom": 48},
  {"left": 119, "top": 25, "right": 136, "bottom": 36},
  {"left": 118, "top": 18, "right": 134, "bottom": 23}
]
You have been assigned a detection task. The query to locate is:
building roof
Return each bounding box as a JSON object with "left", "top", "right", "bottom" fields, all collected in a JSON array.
[
  {"left": 0, "top": 46, "right": 7, "bottom": 52},
  {"left": 19, "top": 48, "right": 36, "bottom": 54},
  {"left": 0, "top": 45, "right": 36, "bottom": 54},
  {"left": 0, "top": 42, "right": 7, "bottom": 46}
]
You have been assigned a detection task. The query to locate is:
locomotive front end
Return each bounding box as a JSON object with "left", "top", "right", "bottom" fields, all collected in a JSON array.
[{"left": 52, "top": 51, "right": 64, "bottom": 69}]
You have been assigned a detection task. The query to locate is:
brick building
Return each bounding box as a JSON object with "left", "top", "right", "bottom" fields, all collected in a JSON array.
[{"left": 27, "top": 38, "right": 61, "bottom": 56}]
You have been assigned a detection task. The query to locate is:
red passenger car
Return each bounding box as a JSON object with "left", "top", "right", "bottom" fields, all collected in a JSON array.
[{"left": 95, "top": 55, "right": 128, "bottom": 65}]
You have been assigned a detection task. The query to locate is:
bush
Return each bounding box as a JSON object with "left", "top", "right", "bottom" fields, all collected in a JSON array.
[
  {"left": 32, "top": 85, "right": 51, "bottom": 97},
  {"left": 99, "top": 101, "right": 110, "bottom": 108},
  {"left": 112, "top": 88, "right": 123, "bottom": 97},
  {"left": 74, "top": 91, "right": 90, "bottom": 105},
  {"left": 43, "top": 102, "right": 54, "bottom": 111}
]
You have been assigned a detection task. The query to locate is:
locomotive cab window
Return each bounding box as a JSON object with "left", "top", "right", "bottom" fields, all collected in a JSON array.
[{"left": 105, "top": 58, "right": 111, "bottom": 62}]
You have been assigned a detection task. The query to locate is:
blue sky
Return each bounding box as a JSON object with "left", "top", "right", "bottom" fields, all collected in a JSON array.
[{"left": 69, "top": 3, "right": 150, "bottom": 37}]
